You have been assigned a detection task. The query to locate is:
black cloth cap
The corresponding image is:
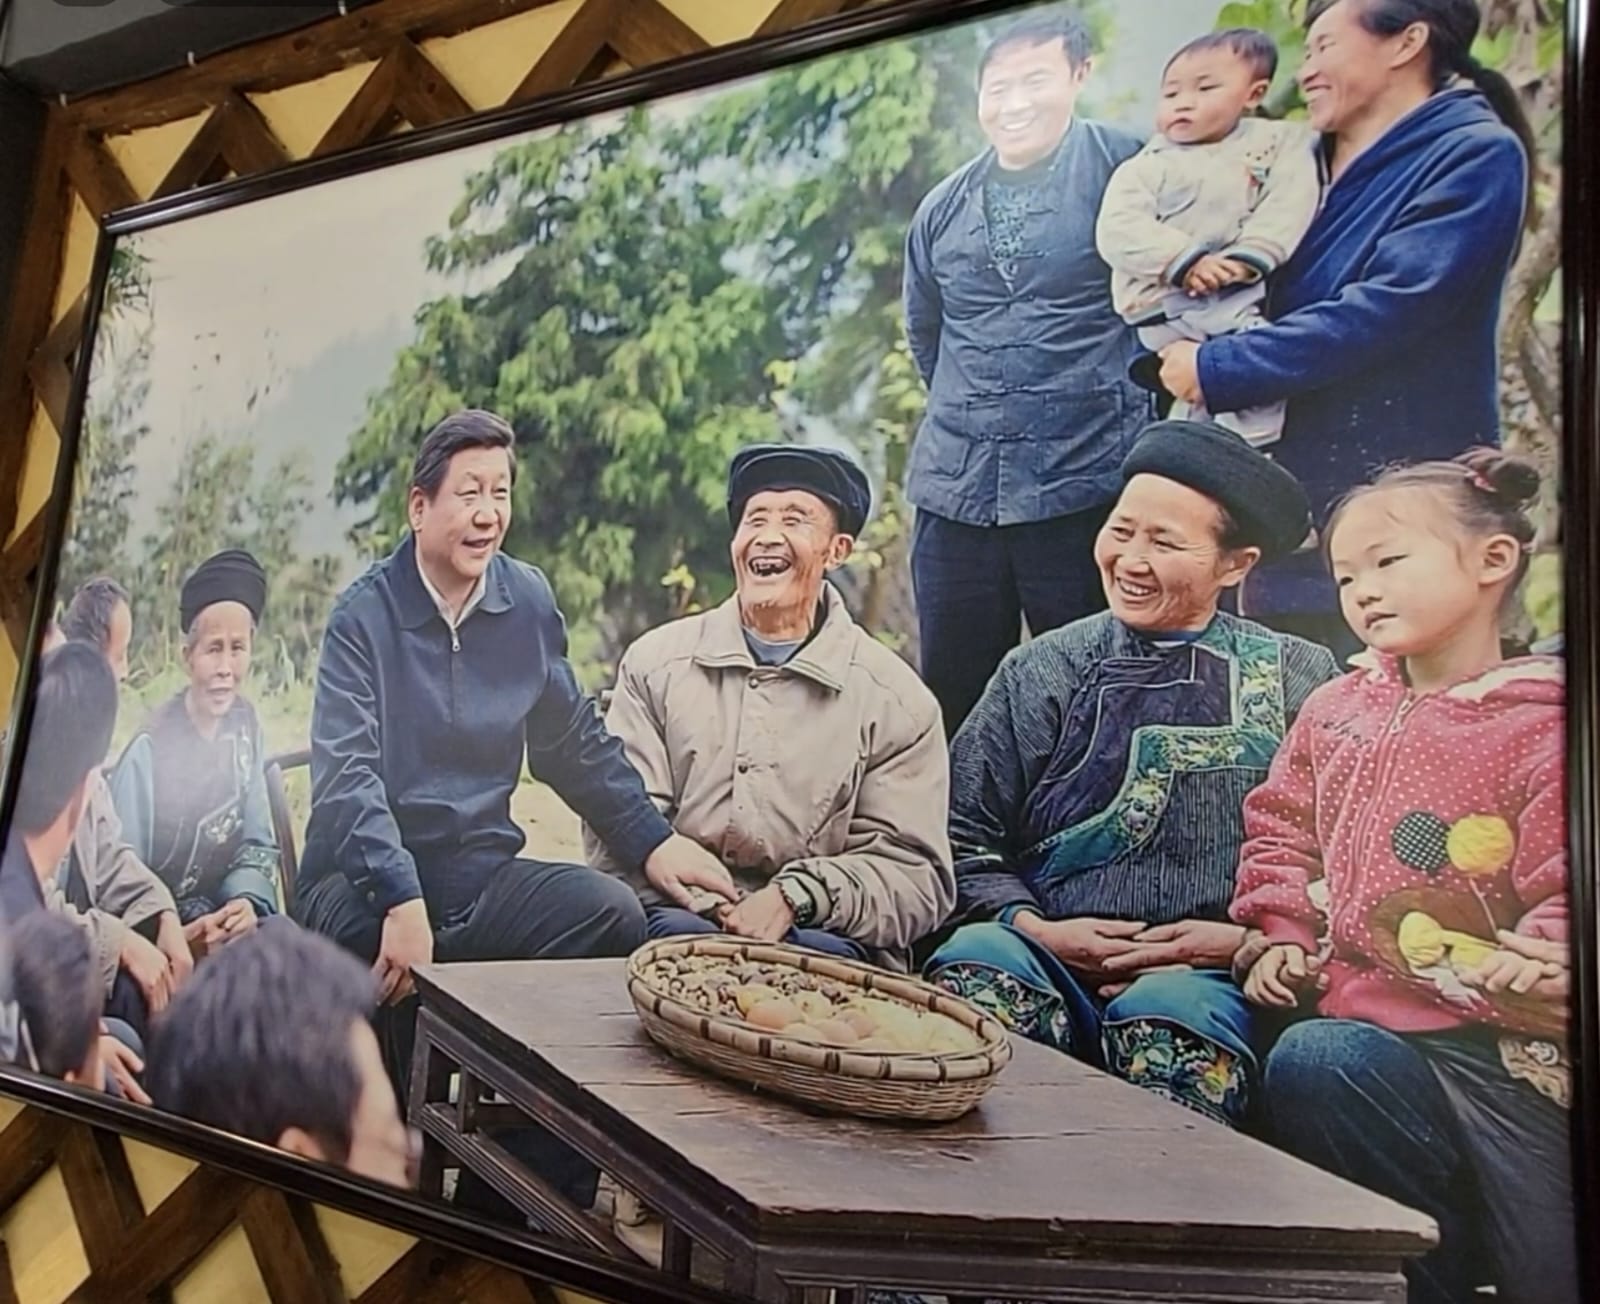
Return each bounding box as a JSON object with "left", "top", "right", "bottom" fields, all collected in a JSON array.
[
  {"left": 180, "top": 549, "right": 268, "bottom": 632},
  {"left": 1119, "top": 420, "right": 1312, "bottom": 560},
  {"left": 726, "top": 443, "right": 872, "bottom": 537}
]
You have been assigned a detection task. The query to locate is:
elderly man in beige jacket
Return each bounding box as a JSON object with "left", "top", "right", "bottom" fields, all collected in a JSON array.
[{"left": 584, "top": 444, "right": 953, "bottom": 970}]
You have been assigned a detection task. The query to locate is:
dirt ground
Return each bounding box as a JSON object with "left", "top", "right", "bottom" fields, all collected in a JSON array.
[{"left": 510, "top": 779, "right": 587, "bottom": 862}]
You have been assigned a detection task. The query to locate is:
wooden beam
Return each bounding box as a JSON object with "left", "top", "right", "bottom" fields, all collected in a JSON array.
[
  {"left": 0, "top": 511, "right": 50, "bottom": 597},
  {"left": 65, "top": 1165, "right": 249, "bottom": 1303},
  {"left": 755, "top": 0, "right": 870, "bottom": 37},
  {"left": 391, "top": 40, "right": 474, "bottom": 132},
  {"left": 63, "top": 132, "right": 140, "bottom": 220},
  {"left": 508, "top": 0, "right": 619, "bottom": 105},
  {"left": 609, "top": 0, "right": 710, "bottom": 67},
  {"left": 313, "top": 47, "right": 404, "bottom": 158},
  {"left": 0, "top": 1237, "right": 19, "bottom": 1304},
  {"left": 27, "top": 290, "right": 86, "bottom": 437},
  {"left": 151, "top": 101, "right": 231, "bottom": 198},
  {"left": 153, "top": 93, "right": 291, "bottom": 198},
  {"left": 238, "top": 1188, "right": 348, "bottom": 1304},
  {"left": 355, "top": 1245, "right": 518, "bottom": 1304},
  {"left": 0, "top": 110, "right": 73, "bottom": 555},
  {"left": 55, "top": 1127, "right": 155, "bottom": 1297},
  {"left": 217, "top": 91, "right": 294, "bottom": 178},
  {"left": 62, "top": 0, "right": 578, "bottom": 136},
  {"left": 0, "top": 1107, "right": 67, "bottom": 1213}
]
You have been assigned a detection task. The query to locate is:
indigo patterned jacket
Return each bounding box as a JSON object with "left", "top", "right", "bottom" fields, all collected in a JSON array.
[
  {"left": 110, "top": 693, "right": 281, "bottom": 922},
  {"left": 903, "top": 120, "right": 1153, "bottom": 527},
  {"left": 948, "top": 611, "right": 1339, "bottom": 928}
]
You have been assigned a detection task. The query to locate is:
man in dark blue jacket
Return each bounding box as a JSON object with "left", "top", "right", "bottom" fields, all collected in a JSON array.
[
  {"left": 297, "top": 409, "right": 733, "bottom": 991},
  {"left": 295, "top": 408, "right": 734, "bottom": 1219},
  {"left": 903, "top": 9, "right": 1153, "bottom": 738}
]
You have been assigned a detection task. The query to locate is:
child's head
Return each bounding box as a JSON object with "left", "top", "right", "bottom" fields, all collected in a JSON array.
[
  {"left": 1158, "top": 29, "right": 1278, "bottom": 145},
  {"left": 8, "top": 913, "right": 102, "bottom": 1086},
  {"left": 1326, "top": 448, "right": 1540, "bottom": 660}
]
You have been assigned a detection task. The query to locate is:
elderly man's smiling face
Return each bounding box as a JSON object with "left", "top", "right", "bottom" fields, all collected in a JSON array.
[{"left": 731, "top": 490, "right": 853, "bottom": 639}]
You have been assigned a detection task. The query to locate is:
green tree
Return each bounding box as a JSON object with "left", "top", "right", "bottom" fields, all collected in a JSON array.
[
  {"left": 336, "top": 13, "right": 1126, "bottom": 663},
  {"left": 58, "top": 246, "right": 157, "bottom": 604},
  {"left": 131, "top": 434, "right": 340, "bottom": 687},
  {"left": 58, "top": 325, "right": 152, "bottom": 604},
  {"left": 336, "top": 107, "right": 791, "bottom": 652},
  {"left": 133, "top": 432, "right": 254, "bottom": 665}
]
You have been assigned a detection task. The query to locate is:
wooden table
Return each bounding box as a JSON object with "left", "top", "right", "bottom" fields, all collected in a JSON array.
[{"left": 408, "top": 958, "right": 1436, "bottom": 1303}]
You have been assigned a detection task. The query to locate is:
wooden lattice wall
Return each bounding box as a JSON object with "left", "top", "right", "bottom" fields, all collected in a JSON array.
[
  {"left": 0, "top": 1097, "right": 588, "bottom": 1304},
  {"left": 0, "top": 0, "right": 878, "bottom": 710}
]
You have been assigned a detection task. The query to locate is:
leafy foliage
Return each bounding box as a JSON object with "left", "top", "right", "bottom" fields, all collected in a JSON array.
[{"left": 333, "top": 17, "right": 1028, "bottom": 659}]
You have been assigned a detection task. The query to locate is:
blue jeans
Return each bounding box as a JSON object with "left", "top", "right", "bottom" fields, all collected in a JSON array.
[
  {"left": 1264, "top": 1020, "right": 1577, "bottom": 1304},
  {"left": 646, "top": 905, "right": 868, "bottom": 962},
  {"left": 926, "top": 920, "right": 1260, "bottom": 1126}
]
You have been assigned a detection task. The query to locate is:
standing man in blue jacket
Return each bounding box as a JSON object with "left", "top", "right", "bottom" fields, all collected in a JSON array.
[{"left": 903, "top": 9, "right": 1154, "bottom": 738}]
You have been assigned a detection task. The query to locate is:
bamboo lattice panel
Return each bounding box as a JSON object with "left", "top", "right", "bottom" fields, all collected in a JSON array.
[{"left": 0, "top": 1099, "right": 577, "bottom": 1304}]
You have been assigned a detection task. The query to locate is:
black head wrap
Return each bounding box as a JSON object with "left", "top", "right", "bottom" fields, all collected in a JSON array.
[
  {"left": 179, "top": 549, "right": 267, "bottom": 633},
  {"left": 726, "top": 444, "right": 872, "bottom": 537},
  {"left": 1120, "top": 420, "right": 1313, "bottom": 559}
]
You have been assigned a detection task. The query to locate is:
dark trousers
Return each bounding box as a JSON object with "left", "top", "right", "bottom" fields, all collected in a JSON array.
[
  {"left": 294, "top": 859, "right": 647, "bottom": 1224},
  {"left": 104, "top": 970, "right": 151, "bottom": 1045},
  {"left": 646, "top": 905, "right": 868, "bottom": 962},
  {"left": 1264, "top": 1020, "right": 1577, "bottom": 1304},
  {"left": 911, "top": 506, "right": 1109, "bottom": 739}
]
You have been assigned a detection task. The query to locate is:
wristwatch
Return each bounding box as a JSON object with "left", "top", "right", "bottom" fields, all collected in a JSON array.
[{"left": 774, "top": 871, "right": 821, "bottom": 928}]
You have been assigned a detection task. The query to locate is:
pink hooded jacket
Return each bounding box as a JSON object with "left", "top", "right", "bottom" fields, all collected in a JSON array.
[{"left": 1231, "top": 654, "right": 1566, "bottom": 1035}]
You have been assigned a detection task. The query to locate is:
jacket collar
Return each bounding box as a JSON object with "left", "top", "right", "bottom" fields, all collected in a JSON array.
[
  {"left": 1108, "top": 608, "right": 1239, "bottom": 657},
  {"left": 1349, "top": 648, "right": 1565, "bottom": 702},
  {"left": 692, "top": 582, "right": 856, "bottom": 693},
  {"left": 1327, "top": 86, "right": 1495, "bottom": 195},
  {"left": 390, "top": 533, "right": 514, "bottom": 631}
]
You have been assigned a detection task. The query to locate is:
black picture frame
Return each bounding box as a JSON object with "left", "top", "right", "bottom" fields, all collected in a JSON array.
[{"left": 0, "top": 0, "right": 1593, "bottom": 1298}]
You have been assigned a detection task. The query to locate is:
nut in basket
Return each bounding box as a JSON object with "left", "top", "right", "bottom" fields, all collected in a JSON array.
[{"left": 627, "top": 936, "right": 1012, "bottom": 1122}]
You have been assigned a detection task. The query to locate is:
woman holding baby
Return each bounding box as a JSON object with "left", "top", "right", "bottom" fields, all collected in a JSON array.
[{"left": 1157, "top": 0, "right": 1534, "bottom": 659}]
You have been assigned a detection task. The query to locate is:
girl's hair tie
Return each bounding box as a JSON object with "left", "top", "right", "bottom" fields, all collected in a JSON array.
[{"left": 1465, "top": 467, "right": 1496, "bottom": 495}]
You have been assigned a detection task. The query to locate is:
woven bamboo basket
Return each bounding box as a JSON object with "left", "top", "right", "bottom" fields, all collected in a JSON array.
[{"left": 626, "top": 936, "right": 1011, "bottom": 1122}]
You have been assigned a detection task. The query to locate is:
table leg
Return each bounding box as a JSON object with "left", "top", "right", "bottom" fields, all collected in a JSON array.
[
  {"left": 661, "top": 1219, "right": 693, "bottom": 1278},
  {"left": 406, "top": 1015, "right": 453, "bottom": 1200}
]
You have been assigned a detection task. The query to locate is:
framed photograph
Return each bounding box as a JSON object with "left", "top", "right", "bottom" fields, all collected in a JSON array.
[{"left": 1, "top": 0, "right": 1592, "bottom": 1298}]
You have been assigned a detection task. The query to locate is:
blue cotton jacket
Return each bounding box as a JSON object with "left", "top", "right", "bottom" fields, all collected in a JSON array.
[
  {"left": 903, "top": 120, "right": 1154, "bottom": 526},
  {"left": 300, "top": 538, "right": 673, "bottom": 921},
  {"left": 1197, "top": 89, "right": 1527, "bottom": 615},
  {"left": 947, "top": 611, "right": 1338, "bottom": 928}
]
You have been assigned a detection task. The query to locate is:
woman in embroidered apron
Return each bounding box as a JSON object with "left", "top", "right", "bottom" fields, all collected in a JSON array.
[
  {"left": 109, "top": 550, "right": 282, "bottom": 957},
  {"left": 925, "top": 420, "right": 1340, "bottom": 1127}
]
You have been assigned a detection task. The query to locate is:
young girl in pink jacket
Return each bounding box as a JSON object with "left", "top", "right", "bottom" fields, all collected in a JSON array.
[{"left": 1233, "top": 448, "right": 1573, "bottom": 1304}]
